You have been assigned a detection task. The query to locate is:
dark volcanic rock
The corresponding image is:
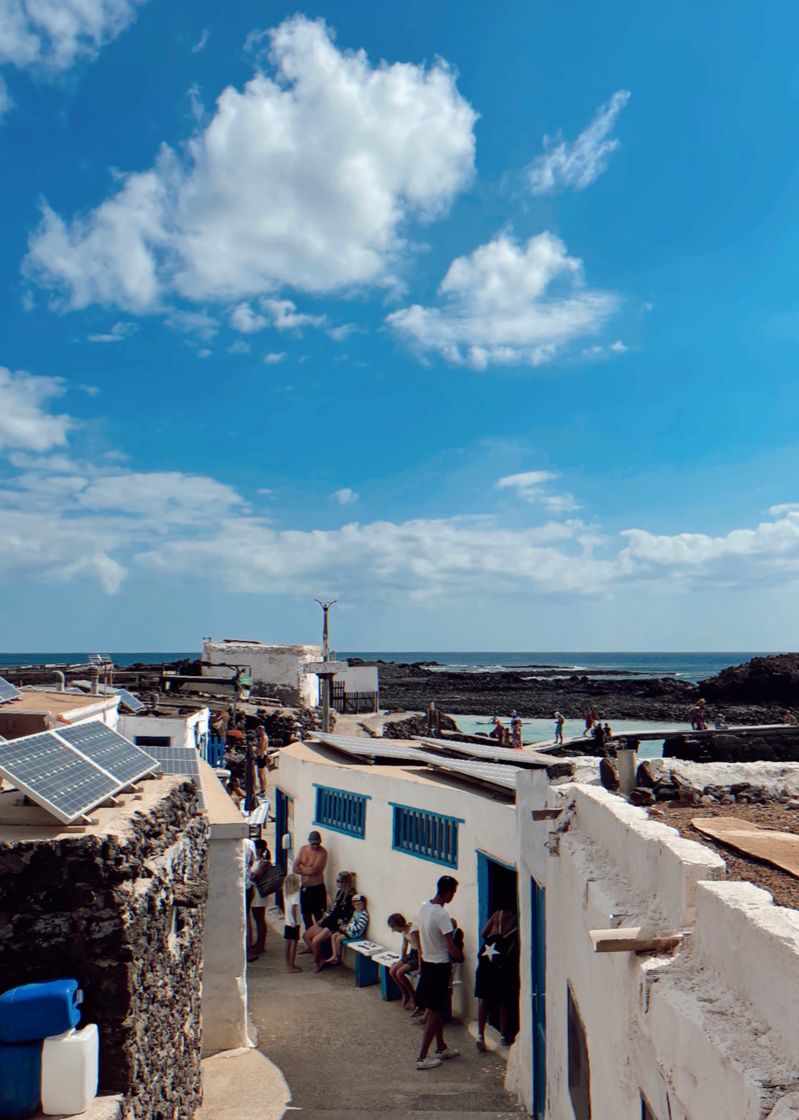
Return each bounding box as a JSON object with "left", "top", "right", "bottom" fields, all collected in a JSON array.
[
  {"left": 382, "top": 712, "right": 458, "bottom": 739},
  {"left": 376, "top": 664, "right": 699, "bottom": 721},
  {"left": 663, "top": 730, "right": 799, "bottom": 763},
  {"left": 701, "top": 653, "right": 799, "bottom": 707}
]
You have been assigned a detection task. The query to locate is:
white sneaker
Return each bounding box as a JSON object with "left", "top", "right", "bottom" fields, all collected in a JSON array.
[
  {"left": 434, "top": 1048, "right": 460, "bottom": 1060},
  {"left": 416, "top": 1057, "right": 442, "bottom": 1070}
]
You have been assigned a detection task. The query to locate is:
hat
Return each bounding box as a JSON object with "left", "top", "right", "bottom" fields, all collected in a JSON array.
[
  {"left": 308, "top": 830, "right": 322, "bottom": 843},
  {"left": 352, "top": 894, "right": 365, "bottom": 902}
]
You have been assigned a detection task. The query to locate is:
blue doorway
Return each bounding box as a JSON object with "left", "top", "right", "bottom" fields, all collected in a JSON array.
[
  {"left": 531, "top": 877, "right": 546, "bottom": 1118},
  {"left": 476, "top": 851, "right": 519, "bottom": 1042},
  {"left": 274, "top": 788, "right": 293, "bottom": 873}
]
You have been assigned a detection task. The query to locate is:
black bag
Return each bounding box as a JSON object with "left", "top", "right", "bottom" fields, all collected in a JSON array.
[{"left": 255, "top": 862, "right": 285, "bottom": 899}]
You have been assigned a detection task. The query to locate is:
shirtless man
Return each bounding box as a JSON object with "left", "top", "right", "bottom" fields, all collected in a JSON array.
[{"left": 293, "top": 830, "right": 328, "bottom": 929}]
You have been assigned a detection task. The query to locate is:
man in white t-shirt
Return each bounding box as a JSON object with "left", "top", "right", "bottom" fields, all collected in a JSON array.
[{"left": 415, "top": 875, "right": 464, "bottom": 1071}]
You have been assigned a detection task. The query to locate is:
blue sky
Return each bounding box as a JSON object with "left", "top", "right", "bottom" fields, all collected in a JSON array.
[{"left": 2, "top": 0, "right": 799, "bottom": 651}]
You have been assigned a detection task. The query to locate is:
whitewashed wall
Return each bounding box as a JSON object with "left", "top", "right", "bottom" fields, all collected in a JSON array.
[
  {"left": 510, "top": 776, "right": 799, "bottom": 1120},
  {"left": 118, "top": 708, "right": 209, "bottom": 749},
  {"left": 332, "top": 664, "right": 379, "bottom": 695},
  {"left": 202, "top": 640, "right": 321, "bottom": 707},
  {"left": 199, "top": 764, "right": 252, "bottom": 1055},
  {"left": 276, "top": 743, "right": 517, "bottom": 1020}
]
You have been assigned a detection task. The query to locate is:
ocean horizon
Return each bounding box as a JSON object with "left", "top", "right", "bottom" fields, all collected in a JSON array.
[{"left": 0, "top": 649, "right": 778, "bottom": 683}]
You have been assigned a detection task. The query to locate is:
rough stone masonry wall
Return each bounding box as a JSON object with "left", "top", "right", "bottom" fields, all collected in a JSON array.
[{"left": 0, "top": 781, "right": 209, "bottom": 1120}]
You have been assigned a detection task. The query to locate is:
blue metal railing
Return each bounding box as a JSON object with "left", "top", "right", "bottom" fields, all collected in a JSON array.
[
  {"left": 202, "top": 734, "right": 226, "bottom": 768},
  {"left": 391, "top": 805, "right": 460, "bottom": 867},
  {"left": 314, "top": 785, "right": 368, "bottom": 838}
]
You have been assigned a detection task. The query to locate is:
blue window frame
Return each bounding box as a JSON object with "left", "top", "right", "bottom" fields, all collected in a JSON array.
[
  {"left": 390, "top": 803, "right": 463, "bottom": 867},
  {"left": 313, "top": 785, "right": 369, "bottom": 838}
]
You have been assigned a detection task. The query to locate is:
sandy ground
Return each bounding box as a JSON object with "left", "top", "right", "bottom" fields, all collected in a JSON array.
[
  {"left": 649, "top": 803, "right": 799, "bottom": 909},
  {"left": 244, "top": 919, "right": 523, "bottom": 1120}
]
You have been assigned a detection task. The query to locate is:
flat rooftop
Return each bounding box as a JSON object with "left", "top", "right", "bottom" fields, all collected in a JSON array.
[{"left": 0, "top": 691, "right": 118, "bottom": 717}]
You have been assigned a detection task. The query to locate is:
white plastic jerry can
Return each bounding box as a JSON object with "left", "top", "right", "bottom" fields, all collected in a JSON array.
[{"left": 41, "top": 1023, "right": 99, "bottom": 1115}]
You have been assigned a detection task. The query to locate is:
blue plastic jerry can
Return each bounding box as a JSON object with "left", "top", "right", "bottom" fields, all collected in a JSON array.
[
  {"left": 0, "top": 1039, "right": 42, "bottom": 1119},
  {"left": 0, "top": 981, "right": 82, "bottom": 1044}
]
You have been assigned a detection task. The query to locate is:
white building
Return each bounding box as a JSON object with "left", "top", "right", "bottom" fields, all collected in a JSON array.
[
  {"left": 273, "top": 737, "right": 518, "bottom": 1021},
  {"left": 201, "top": 638, "right": 321, "bottom": 708},
  {"left": 118, "top": 706, "right": 210, "bottom": 751},
  {"left": 331, "top": 663, "right": 379, "bottom": 714},
  {"left": 273, "top": 734, "right": 799, "bottom": 1119},
  {"left": 510, "top": 771, "right": 799, "bottom": 1120}
]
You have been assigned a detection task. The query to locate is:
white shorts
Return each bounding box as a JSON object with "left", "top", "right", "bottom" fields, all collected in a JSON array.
[{"left": 251, "top": 892, "right": 268, "bottom": 909}]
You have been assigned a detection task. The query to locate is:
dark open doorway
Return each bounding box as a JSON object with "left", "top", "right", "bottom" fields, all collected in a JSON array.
[{"left": 476, "top": 852, "right": 520, "bottom": 1042}]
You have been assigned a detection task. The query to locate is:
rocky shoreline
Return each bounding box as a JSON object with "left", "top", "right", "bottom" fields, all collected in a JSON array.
[{"left": 355, "top": 655, "right": 799, "bottom": 723}]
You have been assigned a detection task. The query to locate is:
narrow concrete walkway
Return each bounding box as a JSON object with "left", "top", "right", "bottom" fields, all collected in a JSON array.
[{"left": 246, "top": 922, "right": 523, "bottom": 1119}]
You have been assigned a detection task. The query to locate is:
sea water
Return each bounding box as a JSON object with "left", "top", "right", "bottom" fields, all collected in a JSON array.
[{"left": 450, "top": 714, "right": 691, "bottom": 759}]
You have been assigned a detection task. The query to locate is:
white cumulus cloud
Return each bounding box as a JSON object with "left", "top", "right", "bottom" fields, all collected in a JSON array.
[
  {"left": 0, "top": 367, "right": 71, "bottom": 451},
  {"left": 387, "top": 232, "right": 617, "bottom": 368},
  {"left": 527, "top": 90, "right": 630, "bottom": 195},
  {"left": 0, "top": 0, "right": 147, "bottom": 72},
  {"left": 25, "top": 16, "right": 477, "bottom": 311}
]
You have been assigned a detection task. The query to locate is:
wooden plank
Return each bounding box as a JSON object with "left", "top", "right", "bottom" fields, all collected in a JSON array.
[
  {"left": 590, "top": 927, "right": 683, "bottom": 954},
  {"left": 692, "top": 816, "right": 799, "bottom": 879}
]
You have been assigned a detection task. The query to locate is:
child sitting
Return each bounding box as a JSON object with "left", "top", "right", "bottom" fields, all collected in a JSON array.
[
  {"left": 328, "top": 894, "right": 369, "bottom": 966},
  {"left": 387, "top": 912, "right": 420, "bottom": 1011},
  {"left": 282, "top": 872, "right": 302, "bottom": 973}
]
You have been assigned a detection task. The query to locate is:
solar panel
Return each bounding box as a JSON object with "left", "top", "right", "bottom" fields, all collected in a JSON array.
[
  {"left": 311, "top": 733, "right": 429, "bottom": 765},
  {"left": 418, "top": 736, "right": 554, "bottom": 768},
  {"left": 143, "top": 744, "right": 202, "bottom": 780},
  {"left": 419, "top": 753, "right": 521, "bottom": 792},
  {"left": 56, "top": 723, "right": 158, "bottom": 786},
  {"left": 0, "top": 675, "right": 22, "bottom": 705},
  {"left": 0, "top": 732, "right": 119, "bottom": 823},
  {"left": 114, "top": 689, "right": 145, "bottom": 713}
]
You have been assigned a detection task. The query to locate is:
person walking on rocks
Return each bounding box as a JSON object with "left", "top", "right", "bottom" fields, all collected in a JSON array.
[
  {"left": 293, "top": 830, "right": 328, "bottom": 929},
  {"left": 415, "top": 875, "right": 464, "bottom": 1071}
]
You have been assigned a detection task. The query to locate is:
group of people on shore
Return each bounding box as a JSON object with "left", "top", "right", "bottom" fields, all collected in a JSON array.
[{"left": 490, "top": 711, "right": 524, "bottom": 748}]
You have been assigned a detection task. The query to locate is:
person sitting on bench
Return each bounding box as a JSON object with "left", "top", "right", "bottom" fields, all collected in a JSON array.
[
  {"left": 327, "top": 894, "right": 369, "bottom": 966},
  {"left": 387, "top": 912, "right": 420, "bottom": 1011},
  {"left": 304, "top": 871, "right": 355, "bottom": 971}
]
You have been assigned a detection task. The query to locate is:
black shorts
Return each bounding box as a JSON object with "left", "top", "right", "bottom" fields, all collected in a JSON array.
[
  {"left": 301, "top": 883, "right": 327, "bottom": 927},
  {"left": 415, "top": 961, "right": 451, "bottom": 1014},
  {"left": 255, "top": 756, "right": 268, "bottom": 769},
  {"left": 400, "top": 950, "right": 419, "bottom": 969},
  {"left": 283, "top": 924, "right": 300, "bottom": 941}
]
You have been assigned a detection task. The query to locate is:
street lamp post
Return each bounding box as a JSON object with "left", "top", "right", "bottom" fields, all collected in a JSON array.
[{"left": 314, "top": 599, "right": 337, "bottom": 733}]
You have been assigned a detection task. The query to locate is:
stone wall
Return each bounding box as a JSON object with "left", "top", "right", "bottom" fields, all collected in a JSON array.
[{"left": 0, "top": 781, "right": 209, "bottom": 1120}]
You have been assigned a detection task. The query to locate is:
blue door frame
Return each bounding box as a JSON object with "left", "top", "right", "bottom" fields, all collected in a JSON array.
[
  {"left": 531, "top": 877, "right": 546, "bottom": 1118},
  {"left": 274, "top": 788, "right": 292, "bottom": 873},
  {"left": 476, "top": 850, "right": 517, "bottom": 934}
]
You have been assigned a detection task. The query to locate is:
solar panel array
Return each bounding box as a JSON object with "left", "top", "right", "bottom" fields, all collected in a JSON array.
[
  {"left": 0, "top": 721, "right": 160, "bottom": 824},
  {"left": 418, "top": 736, "right": 553, "bottom": 768},
  {"left": 58, "top": 723, "right": 158, "bottom": 785},
  {"left": 420, "top": 754, "right": 521, "bottom": 792},
  {"left": 0, "top": 675, "right": 22, "bottom": 705},
  {"left": 311, "top": 733, "right": 430, "bottom": 765}
]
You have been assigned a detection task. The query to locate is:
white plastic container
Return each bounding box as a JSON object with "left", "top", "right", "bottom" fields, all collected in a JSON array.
[{"left": 41, "top": 1023, "right": 99, "bottom": 1115}]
